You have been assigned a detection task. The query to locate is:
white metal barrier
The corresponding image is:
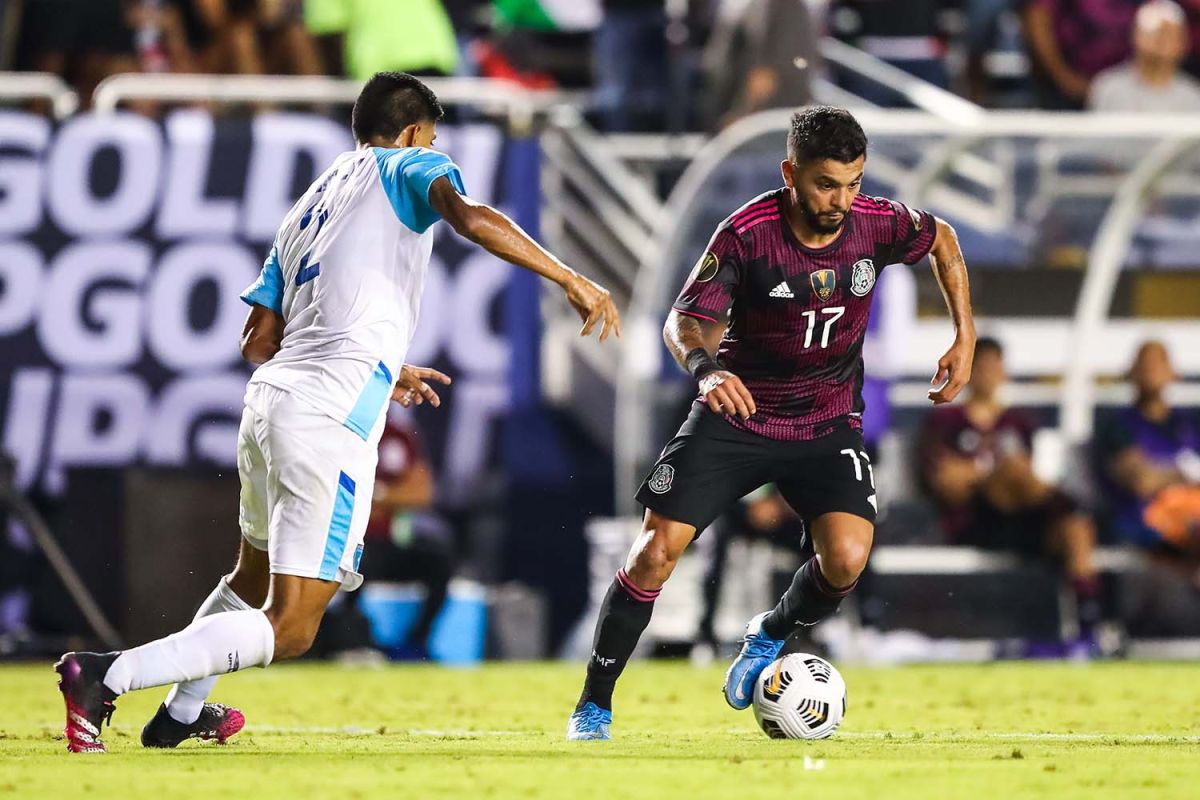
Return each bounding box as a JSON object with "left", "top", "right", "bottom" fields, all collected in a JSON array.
[
  {"left": 0, "top": 72, "right": 78, "bottom": 119},
  {"left": 91, "top": 73, "right": 578, "bottom": 124},
  {"left": 819, "top": 37, "right": 986, "bottom": 123}
]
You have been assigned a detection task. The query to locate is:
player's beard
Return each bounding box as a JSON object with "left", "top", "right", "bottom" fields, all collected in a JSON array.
[{"left": 796, "top": 195, "right": 847, "bottom": 235}]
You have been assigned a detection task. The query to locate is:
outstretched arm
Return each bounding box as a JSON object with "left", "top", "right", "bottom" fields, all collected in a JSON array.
[
  {"left": 927, "top": 218, "right": 976, "bottom": 404},
  {"left": 428, "top": 177, "right": 621, "bottom": 341},
  {"left": 664, "top": 309, "right": 755, "bottom": 420}
]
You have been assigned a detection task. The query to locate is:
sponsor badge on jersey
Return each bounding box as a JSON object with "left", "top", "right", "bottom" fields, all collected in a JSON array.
[
  {"left": 690, "top": 251, "right": 720, "bottom": 283},
  {"left": 850, "top": 259, "right": 876, "bottom": 297},
  {"left": 810, "top": 269, "right": 837, "bottom": 302}
]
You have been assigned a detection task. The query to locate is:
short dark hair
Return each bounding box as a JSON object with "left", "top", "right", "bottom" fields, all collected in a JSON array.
[
  {"left": 787, "top": 106, "right": 868, "bottom": 165},
  {"left": 352, "top": 72, "right": 444, "bottom": 144},
  {"left": 975, "top": 336, "right": 1004, "bottom": 359}
]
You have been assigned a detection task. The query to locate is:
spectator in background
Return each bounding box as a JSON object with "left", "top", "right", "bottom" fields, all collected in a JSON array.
[
  {"left": 1088, "top": 0, "right": 1200, "bottom": 110},
  {"left": 1021, "top": 0, "right": 1139, "bottom": 109},
  {"left": 17, "top": 0, "right": 141, "bottom": 106},
  {"left": 1096, "top": 341, "right": 1200, "bottom": 557},
  {"left": 831, "top": 0, "right": 953, "bottom": 105},
  {"left": 130, "top": 1, "right": 322, "bottom": 77},
  {"left": 963, "top": 0, "right": 1035, "bottom": 107},
  {"left": 483, "top": 0, "right": 599, "bottom": 89},
  {"left": 920, "top": 337, "right": 1104, "bottom": 652},
  {"left": 355, "top": 414, "right": 454, "bottom": 660},
  {"left": 243, "top": 1, "right": 323, "bottom": 75},
  {"left": 593, "top": 0, "right": 669, "bottom": 131},
  {"left": 306, "top": 0, "right": 458, "bottom": 79},
  {"left": 703, "top": 0, "right": 819, "bottom": 129}
]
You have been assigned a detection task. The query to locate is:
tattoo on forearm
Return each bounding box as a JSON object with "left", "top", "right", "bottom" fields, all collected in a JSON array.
[
  {"left": 931, "top": 247, "right": 973, "bottom": 328},
  {"left": 666, "top": 313, "right": 709, "bottom": 370}
]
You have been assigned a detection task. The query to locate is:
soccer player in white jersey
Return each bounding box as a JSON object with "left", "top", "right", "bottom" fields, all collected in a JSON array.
[{"left": 53, "top": 72, "right": 620, "bottom": 753}]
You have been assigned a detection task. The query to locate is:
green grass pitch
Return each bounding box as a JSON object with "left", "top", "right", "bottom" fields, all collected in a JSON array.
[{"left": 2, "top": 660, "right": 1198, "bottom": 799}]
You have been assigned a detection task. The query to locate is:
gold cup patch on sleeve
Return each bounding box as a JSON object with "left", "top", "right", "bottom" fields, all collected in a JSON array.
[{"left": 691, "top": 251, "right": 720, "bottom": 283}]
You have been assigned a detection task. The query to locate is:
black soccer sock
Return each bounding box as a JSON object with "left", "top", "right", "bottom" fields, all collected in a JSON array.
[
  {"left": 1071, "top": 575, "right": 1102, "bottom": 639},
  {"left": 760, "top": 557, "right": 857, "bottom": 641},
  {"left": 576, "top": 569, "right": 660, "bottom": 712}
]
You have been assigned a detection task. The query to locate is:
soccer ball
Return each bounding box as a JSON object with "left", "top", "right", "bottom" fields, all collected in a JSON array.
[{"left": 752, "top": 653, "right": 847, "bottom": 740}]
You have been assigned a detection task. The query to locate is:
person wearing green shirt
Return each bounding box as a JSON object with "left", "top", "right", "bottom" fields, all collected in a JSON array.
[{"left": 305, "top": 0, "right": 459, "bottom": 78}]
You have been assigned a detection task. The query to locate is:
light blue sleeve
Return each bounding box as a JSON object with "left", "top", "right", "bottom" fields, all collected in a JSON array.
[
  {"left": 372, "top": 147, "right": 467, "bottom": 233},
  {"left": 240, "top": 243, "right": 284, "bottom": 314}
]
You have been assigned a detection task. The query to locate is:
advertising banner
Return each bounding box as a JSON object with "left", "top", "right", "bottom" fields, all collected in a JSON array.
[{"left": 0, "top": 110, "right": 539, "bottom": 504}]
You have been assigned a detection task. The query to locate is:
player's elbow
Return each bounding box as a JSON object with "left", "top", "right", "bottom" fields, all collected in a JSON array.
[
  {"left": 662, "top": 310, "right": 685, "bottom": 348},
  {"left": 240, "top": 330, "right": 280, "bottom": 365},
  {"left": 932, "top": 218, "right": 959, "bottom": 256},
  {"left": 448, "top": 205, "right": 489, "bottom": 244}
]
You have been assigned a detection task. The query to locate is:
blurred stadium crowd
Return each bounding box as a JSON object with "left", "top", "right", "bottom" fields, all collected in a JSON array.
[{"left": 7, "top": 0, "right": 1200, "bottom": 122}]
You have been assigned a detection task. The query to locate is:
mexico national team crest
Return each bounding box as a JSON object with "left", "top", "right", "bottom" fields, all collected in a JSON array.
[
  {"left": 648, "top": 464, "right": 675, "bottom": 494},
  {"left": 850, "top": 259, "right": 876, "bottom": 297},
  {"left": 810, "top": 269, "right": 837, "bottom": 302}
]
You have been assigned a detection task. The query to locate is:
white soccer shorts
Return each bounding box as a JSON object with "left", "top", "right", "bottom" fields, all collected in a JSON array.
[{"left": 236, "top": 382, "right": 382, "bottom": 591}]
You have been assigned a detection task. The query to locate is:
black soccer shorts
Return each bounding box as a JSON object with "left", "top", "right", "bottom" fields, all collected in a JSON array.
[{"left": 635, "top": 404, "right": 878, "bottom": 534}]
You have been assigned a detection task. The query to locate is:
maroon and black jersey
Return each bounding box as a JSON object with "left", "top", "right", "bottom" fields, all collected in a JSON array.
[{"left": 673, "top": 189, "right": 936, "bottom": 441}]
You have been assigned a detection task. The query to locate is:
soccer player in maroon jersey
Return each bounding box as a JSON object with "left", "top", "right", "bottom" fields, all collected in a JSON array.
[{"left": 567, "top": 107, "right": 975, "bottom": 740}]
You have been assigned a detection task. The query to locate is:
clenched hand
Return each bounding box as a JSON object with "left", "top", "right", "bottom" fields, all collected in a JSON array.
[{"left": 700, "top": 370, "right": 757, "bottom": 419}]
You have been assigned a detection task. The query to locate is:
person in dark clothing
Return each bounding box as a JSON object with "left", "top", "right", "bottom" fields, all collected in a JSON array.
[
  {"left": 920, "top": 337, "right": 1104, "bottom": 652},
  {"left": 356, "top": 415, "right": 454, "bottom": 659}
]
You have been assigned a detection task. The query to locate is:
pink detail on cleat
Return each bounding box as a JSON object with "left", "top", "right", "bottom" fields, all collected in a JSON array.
[
  {"left": 207, "top": 706, "right": 245, "bottom": 744},
  {"left": 56, "top": 655, "right": 114, "bottom": 754},
  {"left": 64, "top": 699, "right": 107, "bottom": 753}
]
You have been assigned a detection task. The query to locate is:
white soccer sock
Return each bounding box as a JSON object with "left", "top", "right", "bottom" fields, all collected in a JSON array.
[
  {"left": 102, "top": 609, "right": 275, "bottom": 697},
  {"left": 163, "top": 577, "right": 252, "bottom": 724}
]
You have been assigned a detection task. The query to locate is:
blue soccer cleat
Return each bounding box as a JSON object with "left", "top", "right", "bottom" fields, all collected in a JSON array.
[
  {"left": 566, "top": 702, "right": 612, "bottom": 741},
  {"left": 723, "top": 611, "right": 785, "bottom": 710}
]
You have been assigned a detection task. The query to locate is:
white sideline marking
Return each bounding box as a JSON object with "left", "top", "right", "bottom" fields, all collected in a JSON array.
[
  {"left": 245, "top": 725, "right": 528, "bottom": 737},
  {"left": 39, "top": 722, "right": 1200, "bottom": 743},
  {"left": 835, "top": 731, "right": 1200, "bottom": 744},
  {"left": 246, "top": 726, "right": 1200, "bottom": 743}
]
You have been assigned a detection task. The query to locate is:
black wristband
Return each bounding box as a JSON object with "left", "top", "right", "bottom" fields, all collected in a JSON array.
[{"left": 685, "top": 348, "right": 722, "bottom": 381}]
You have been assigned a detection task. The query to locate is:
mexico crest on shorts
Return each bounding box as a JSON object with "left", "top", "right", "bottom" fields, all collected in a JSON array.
[
  {"left": 810, "top": 269, "right": 837, "bottom": 302},
  {"left": 648, "top": 464, "right": 675, "bottom": 494},
  {"left": 850, "top": 259, "right": 876, "bottom": 297}
]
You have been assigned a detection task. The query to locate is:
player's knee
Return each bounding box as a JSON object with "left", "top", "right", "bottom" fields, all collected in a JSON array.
[
  {"left": 265, "top": 610, "right": 321, "bottom": 661},
  {"left": 228, "top": 543, "right": 271, "bottom": 608},
  {"left": 822, "top": 539, "right": 870, "bottom": 587},
  {"left": 227, "top": 568, "right": 269, "bottom": 609},
  {"left": 630, "top": 535, "right": 681, "bottom": 587}
]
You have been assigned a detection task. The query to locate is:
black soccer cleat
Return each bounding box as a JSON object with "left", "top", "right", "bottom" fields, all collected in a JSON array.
[
  {"left": 141, "top": 702, "right": 246, "bottom": 748},
  {"left": 54, "top": 651, "right": 119, "bottom": 754}
]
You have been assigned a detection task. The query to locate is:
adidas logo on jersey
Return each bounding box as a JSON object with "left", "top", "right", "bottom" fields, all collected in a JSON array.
[{"left": 769, "top": 281, "right": 794, "bottom": 299}]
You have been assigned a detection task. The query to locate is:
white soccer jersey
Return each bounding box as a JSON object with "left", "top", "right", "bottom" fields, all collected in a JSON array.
[{"left": 240, "top": 146, "right": 465, "bottom": 441}]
